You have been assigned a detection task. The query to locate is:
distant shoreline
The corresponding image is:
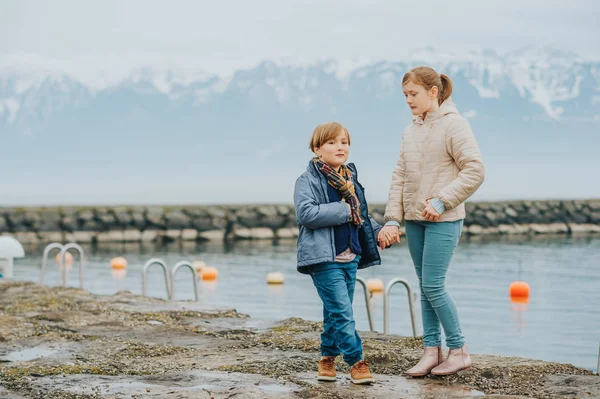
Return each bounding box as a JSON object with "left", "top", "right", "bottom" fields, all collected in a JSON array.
[{"left": 1, "top": 199, "right": 599, "bottom": 245}]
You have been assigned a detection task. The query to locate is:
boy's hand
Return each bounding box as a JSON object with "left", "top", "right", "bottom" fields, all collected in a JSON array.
[
  {"left": 378, "top": 226, "right": 402, "bottom": 249},
  {"left": 422, "top": 199, "right": 440, "bottom": 222}
]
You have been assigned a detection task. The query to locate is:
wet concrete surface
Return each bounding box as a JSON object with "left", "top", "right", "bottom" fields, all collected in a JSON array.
[
  {"left": 33, "top": 371, "right": 301, "bottom": 398},
  {"left": 0, "top": 386, "right": 27, "bottom": 399},
  {"left": 0, "top": 281, "right": 597, "bottom": 399}
]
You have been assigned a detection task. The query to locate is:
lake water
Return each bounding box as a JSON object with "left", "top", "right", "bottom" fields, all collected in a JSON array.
[{"left": 9, "top": 235, "right": 600, "bottom": 373}]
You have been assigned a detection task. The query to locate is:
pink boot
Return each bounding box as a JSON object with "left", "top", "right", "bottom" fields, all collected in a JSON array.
[
  {"left": 431, "top": 345, "right": 472, "bottom": 375},
  {"left": 405, "top": 346, "right": 444, "bottom": 377}
]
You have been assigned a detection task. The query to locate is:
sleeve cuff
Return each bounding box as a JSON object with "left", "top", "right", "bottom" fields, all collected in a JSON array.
[
  {"left": 342, "top": 201, "right": 352, "bottom": 222},
  {"left": 430, "top": 198, "right": 446, "bottom": 214},
  {"left": 384, "top": 221, "right": 401, "bottom": 228}
]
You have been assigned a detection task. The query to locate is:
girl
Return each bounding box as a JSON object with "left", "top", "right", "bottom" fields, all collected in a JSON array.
[
  {"left": 379, "top": 66, "right": 485, "bottom": 376},
  {"left": 294, "top": 122, "right": 388, "bottom": 384}
]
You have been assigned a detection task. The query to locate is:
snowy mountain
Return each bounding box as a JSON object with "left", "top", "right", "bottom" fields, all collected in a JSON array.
[
  {"left": 2, "top": 47, "right": 599, "bottom": 130},
  {"left": 1, "top": 47, "right": 599, "bottom": 205}
]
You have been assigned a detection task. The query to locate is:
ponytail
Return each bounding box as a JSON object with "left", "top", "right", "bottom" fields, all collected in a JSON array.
[{"left": 438, "top": 73, "right": 453, "bottom": 105}]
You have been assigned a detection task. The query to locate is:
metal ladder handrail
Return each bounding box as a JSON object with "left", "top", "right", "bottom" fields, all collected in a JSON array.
[
  {"left": 40, "top": 243, "right": 64, "bottom": 285},
  {"left": 59, "top": 243, "right": 85, "bottom": 288},
  {"left": 142, "top": 258, "right": 172, "bottom": 299},
  {"left": 170, "top": 261, "right": 199, "bottom": 302},
  {"left": 383, "top": 277, "right": 418, "bottom": 337},
  {"left": 355, "top": 276, "right": 375, "bottom": 332}
]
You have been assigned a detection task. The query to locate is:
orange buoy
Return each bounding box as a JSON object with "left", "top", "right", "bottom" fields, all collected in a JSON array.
[
  {"left": 367, "top": 278, "right": 384, "bottom": 294},
  {"left": 55, "top": 252, "right": 74, "bottom": 268},
  {"left": 510, "top": 295, "right": 530, "bottom": 305},
  {"left": 110, "top": 257, "right": 128, "bottom": 270},
  {"left": 509, "top": 281, "right": 530, "bottom": 299},
  {"left": 201, "top": 266, "right": 218, "bottom": 281}
]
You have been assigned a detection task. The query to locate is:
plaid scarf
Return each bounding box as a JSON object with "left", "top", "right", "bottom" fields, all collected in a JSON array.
[{"left": 313, "top": 157, "right": 364, "bottom": 227}]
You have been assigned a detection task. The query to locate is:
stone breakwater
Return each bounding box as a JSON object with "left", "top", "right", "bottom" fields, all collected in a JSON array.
[{"left": 1, "top": 199, "right": 599, "bottom": 245}]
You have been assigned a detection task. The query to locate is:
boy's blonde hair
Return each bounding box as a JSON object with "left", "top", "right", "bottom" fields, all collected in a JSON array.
[{"left": 309, "top": 122, "right": 351, "bottom": 152}]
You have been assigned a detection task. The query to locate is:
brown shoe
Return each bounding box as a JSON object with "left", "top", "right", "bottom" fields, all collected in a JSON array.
[
  {"left": 405, "top": 346, "right": 444, "bottom": 377},
  {"left": 317, "top": 356, "right": 336, "bottom": 381},
  {"left": 350, "top": 360, "right": 375, "bottom": 385},
  {"left": 431, "top": 345, "right": 472, "bottom": 376}
]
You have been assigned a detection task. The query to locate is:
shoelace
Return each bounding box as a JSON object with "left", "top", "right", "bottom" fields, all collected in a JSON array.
[{"left": 355, "top": 360, "right": 370, "bottom": 372}]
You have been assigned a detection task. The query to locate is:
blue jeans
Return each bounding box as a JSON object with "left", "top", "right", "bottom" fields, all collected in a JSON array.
[
  {"left": 405, "top": 220, "right": 465, "bottom": 349},
  {"left": 309, "top": 256, "right": 362, "bottom": 366}
]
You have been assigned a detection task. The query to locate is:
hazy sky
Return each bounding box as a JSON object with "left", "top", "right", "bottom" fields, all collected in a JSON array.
[
  {"left": 2, "top": 1, "right": 599, "bottom": 205},
  {"left": 2, "top": 0, "right": 598, "bottom": 74}
]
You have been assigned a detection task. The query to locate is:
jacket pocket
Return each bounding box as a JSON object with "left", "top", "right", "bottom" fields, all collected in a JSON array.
[{"left": 298, "top": 228, "right": 330, "bottom": 263}]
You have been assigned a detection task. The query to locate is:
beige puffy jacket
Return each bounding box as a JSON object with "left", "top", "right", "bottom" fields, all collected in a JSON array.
[{"left": 384, "top": 98, "right": 485, "bottom": 224}]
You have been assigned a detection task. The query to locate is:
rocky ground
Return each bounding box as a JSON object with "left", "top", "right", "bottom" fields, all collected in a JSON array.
[{"left": 0, "top": 281, "right": 598, "bottom": 399}]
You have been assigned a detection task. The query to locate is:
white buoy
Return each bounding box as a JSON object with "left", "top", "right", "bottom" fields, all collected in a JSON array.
[
  {"left": 0, "top": 237, "right": 25, "bottom": 279},
  {"left": 110, "top": 257, "right": 128, "bottom": 270},
  {"left": 266, "top": 272, "right": 285, "bottom": 285},
  {"left": 193, "top": 260, "right": 207, "bottom": 273},
  {"left": 367, "top": 278, "right": 384, "bottom": 293}
]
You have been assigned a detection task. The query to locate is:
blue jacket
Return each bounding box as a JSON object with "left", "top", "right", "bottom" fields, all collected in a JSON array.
[{"left": 294, "top": 160, "right": 382, "bottom": 274}]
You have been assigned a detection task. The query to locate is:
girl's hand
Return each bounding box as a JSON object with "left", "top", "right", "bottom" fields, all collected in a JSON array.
[
  {"left": 378, "top": 226, "right": 402, "bottom": 249},
  {"left": 422, "top": 200, "right": 441, "bottom": 222}
]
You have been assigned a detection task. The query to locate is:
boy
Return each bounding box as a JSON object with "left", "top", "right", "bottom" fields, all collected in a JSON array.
[{"left": 294, "top": 122, "right": 391, "bottom": 384}]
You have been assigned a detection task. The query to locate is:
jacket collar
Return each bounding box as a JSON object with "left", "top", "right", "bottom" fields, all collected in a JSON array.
[{"left": 412, "top": 97, "right": 459, "bottom": 125}]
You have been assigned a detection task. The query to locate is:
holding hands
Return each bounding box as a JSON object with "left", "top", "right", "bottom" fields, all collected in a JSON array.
[
  {"left": 377, "top": 199, "right": 441, "bottom": 249},
  {"left": 377, "top": 225, "right": 402, "bottom": 250}
]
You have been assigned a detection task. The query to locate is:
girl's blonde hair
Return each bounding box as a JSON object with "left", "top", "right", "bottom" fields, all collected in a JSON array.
[
  {"left": 309, "top": 122, "right": 350, "bottom": 152},
  {"left": 402, "top": 66, "right": 453, "bottom": 105}
]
